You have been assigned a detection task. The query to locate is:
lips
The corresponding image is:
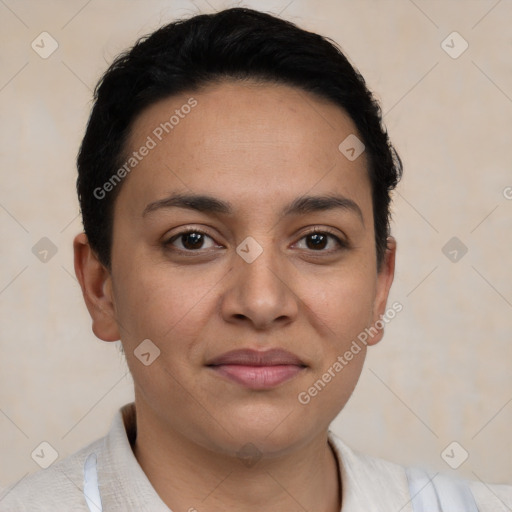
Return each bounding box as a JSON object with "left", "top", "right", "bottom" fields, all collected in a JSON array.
[
  {"left": 206, "top": 349, "right": 307, "bottom": 390},
  {"left": 207, "top": 348, "right": 305, "bottom": 367}
]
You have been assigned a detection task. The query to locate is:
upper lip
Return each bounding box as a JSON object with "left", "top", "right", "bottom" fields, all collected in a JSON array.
[{"left": 206, "top": 349, "right": 306, "bottom": 367}]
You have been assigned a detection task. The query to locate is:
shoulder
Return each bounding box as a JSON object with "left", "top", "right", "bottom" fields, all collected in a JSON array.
[
  {"left": 469, "top": 479, "right": 512, "bottom": 511},
  {"left": 328, "top": 430, "right": 512, "bottom": 512},
  {"left": 0, "top": 436, "right": 106, "bottom": 512}
]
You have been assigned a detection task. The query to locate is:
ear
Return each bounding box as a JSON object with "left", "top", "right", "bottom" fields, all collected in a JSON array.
[
  {"left": 366, "top": 236, "right": 396, "bottom": 346},
  {"left": 73, "top": 233, "right": 120, "bottom": 342}
]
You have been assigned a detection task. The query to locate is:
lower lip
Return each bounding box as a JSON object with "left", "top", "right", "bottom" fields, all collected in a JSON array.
[{"left": 209, "top": 364, "right": 304, "bottom": 389}]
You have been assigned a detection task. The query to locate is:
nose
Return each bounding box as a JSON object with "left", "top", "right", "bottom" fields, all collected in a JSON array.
[{"left": 220, "top": 238, "right": 299, "bottom": 331}]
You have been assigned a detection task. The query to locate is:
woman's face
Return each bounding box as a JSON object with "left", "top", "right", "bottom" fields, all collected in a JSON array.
[{"left": 104, "top": 80, "right": 395, "bottom": 456}]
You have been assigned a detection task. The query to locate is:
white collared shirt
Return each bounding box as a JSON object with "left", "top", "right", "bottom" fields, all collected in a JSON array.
[{"left": 1, "top": 402, "right": 511, "bottom": 511}]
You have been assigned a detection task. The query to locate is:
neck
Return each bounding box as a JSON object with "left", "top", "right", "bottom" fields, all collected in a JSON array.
[{"left": 130, "top": 401, "right": 341, "bottom": 512}]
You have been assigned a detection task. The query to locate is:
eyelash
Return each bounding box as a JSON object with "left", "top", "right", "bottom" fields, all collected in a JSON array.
[{"left": 164, "top": 226, "right": 348, "bottom": 254}]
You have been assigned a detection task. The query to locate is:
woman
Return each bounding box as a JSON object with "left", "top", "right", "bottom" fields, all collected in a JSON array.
[{"left": 1, "top": 7, "right": 510, "bottom": 511}]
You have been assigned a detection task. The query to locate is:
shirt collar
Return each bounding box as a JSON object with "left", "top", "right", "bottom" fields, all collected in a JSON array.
[
  {"left": 99, "top": 403, "right": 410, "bottom": 512},
  {"left": 328, "top": 429, "right": 412, "bottom": 511},
  {"left": 97, "top": 402, "right": 170, "bottom": 511}
]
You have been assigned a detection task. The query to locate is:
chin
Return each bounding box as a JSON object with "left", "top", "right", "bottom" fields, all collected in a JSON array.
[{"left": 213, "top": 403, "right": 321, "bottom": 456}]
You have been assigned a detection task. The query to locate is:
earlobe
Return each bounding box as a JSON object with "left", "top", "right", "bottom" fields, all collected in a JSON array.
[
  {"left": 367, "top": 236, "right": 397, "bottom": 346},
  {"left": 73, "top": 233, "right": 120, "bottom": 342}
]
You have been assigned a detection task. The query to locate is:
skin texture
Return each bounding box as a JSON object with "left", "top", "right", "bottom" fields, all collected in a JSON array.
[{"left": 74, "top": 80, "right": 396, "bottom": 512}]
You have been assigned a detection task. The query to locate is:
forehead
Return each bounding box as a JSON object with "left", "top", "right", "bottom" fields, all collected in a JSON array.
[{"left": 117, "top": 80, "right": 371, "bottom": 220}]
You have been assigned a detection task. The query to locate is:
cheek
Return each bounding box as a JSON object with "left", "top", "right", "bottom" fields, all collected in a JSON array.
[
  {"left": 294, "top": 275, "right": 373, "bottom": 421},
  {"left": 115, "top": 273, "right": 216, "bottom": 397},
  {"left": 302, "top": 266, "right": 376, "bottom": 342},
  {"left": 112, "top": 260, "right": 222, "bottom": 350}
]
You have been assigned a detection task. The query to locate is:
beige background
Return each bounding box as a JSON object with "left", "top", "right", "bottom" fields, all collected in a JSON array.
[{"left": 1, "top": 0, "right": 511, "bottom": 492}]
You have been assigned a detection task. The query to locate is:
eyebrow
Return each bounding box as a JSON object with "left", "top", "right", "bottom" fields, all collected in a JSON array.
[{"left": 142, "top": 193, "right": 364, "bottom": 224}]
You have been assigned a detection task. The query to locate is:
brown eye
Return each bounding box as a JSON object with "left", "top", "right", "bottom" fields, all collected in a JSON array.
[
  {"left": 181, "top": 232, "right": 205, "bottom": 250},
  {"left": 166, "top": 230, "right": 217, "bottom": 251},
  {"left": 306, "top": 232, "right": 328, "bottom": 250},
  {"left": 295, "top": 229, "right": 346, "bottom": 252}
]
